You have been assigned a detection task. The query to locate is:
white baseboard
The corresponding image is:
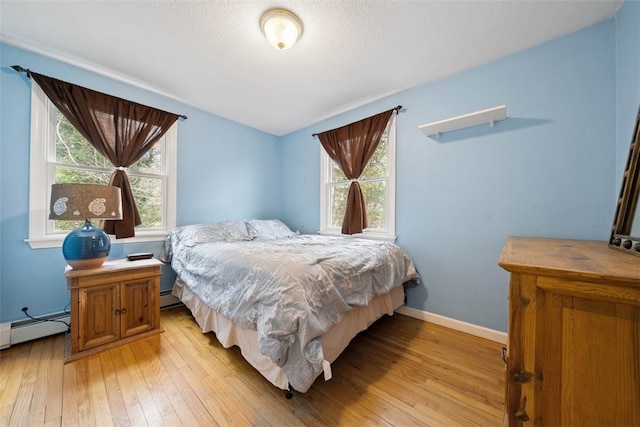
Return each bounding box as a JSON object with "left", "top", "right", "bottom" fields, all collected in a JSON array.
[
  {"left": 395, "top": 306, "right": 507, "bottom": 345},
  {"left": 0, "top": 322, "right": 11, "bottom": 350}
]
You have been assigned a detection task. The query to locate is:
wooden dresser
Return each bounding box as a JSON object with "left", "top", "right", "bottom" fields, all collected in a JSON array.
[{"left": 499, "top": 237, "right": 640, "bottom": 426}]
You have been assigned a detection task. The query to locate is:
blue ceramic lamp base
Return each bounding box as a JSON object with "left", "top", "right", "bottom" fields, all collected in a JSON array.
[{"left": 62, "top": 219, "right": 111, "bottom": 270}]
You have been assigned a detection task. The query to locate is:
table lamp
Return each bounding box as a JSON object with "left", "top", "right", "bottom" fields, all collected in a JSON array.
[{"left": 49, "top": 183, "right": 123, "bottom": 270}]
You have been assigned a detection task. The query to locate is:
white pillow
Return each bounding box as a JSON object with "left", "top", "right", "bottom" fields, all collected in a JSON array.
[
  {"left": 245, "top": 219, "right": 296, "bottom": 240},
  {"left": 173, "top": 221, "right": 251, "bottom": 246}
]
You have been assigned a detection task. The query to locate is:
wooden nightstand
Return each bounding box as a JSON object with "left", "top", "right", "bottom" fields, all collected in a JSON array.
[{"left": 64, "top": 258, "right": 163, "bottom": 363}]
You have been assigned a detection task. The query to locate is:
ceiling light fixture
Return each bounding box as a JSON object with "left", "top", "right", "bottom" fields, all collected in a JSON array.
[{"left": 260, "top": 8, "right": 303, "bottom": 50}]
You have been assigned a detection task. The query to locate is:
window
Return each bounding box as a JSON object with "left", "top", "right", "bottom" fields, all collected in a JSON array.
[
  {"left": 320, "top": 114, "right": 396, "bottom": 241},
  {"left": 27, "top": 82, "right": 176, "bottom": 249}
]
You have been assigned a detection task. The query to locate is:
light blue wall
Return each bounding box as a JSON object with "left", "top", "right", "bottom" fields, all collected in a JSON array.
[
  {"left": 615, "top": 1, "right": 640, "bottom": 182},
  {"left": 0, "top": 44, "right": 281, "bottom": 322},
  {"left": 2, "top": 5, "right": 637, "bottom": 332},
  {"left": 281, "top": 19, "right": 619, "bottom": 332}
]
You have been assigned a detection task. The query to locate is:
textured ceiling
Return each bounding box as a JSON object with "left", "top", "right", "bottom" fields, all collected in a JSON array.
[{"left": 0, "top": 1, "right": 623, "bottom": 136}]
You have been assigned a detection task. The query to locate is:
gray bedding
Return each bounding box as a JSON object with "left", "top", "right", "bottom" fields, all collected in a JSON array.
[{"left": 161, "top": 226, "right": 419, "bottom": 392}]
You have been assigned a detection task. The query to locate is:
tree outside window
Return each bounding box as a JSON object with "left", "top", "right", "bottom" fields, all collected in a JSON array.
[
  {"left": 321, "top": 116, "right": 396, "bottom": 239},
  {"left": 53, "top": 111, "right": 166, "bottom": 232},
  {"left": 27, "top": 80, "right": 176, "bottom": 249}
]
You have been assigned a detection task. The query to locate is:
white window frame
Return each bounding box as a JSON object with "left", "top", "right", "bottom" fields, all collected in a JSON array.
[
  {"left": 26, "top": 82, "right": 177, "bottom": 249},
  {"left": 319, "top": 114, "right": 396, "bottom": 242}
]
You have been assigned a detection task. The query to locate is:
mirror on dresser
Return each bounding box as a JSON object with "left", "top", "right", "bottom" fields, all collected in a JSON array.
[{"left": 610, "top": 105, "right": 640, "bottom": 256}]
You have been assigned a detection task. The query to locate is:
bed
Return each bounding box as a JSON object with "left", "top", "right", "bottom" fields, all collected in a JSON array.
[{"left": 160, "top": 219, "right": 419, "bottom": 394}]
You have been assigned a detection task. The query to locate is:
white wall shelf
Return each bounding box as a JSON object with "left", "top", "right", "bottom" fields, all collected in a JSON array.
[{"left": 419, "top": 105, "right": 507, "bottom": 137}]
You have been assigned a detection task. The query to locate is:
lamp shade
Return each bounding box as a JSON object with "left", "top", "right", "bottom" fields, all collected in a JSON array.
[
  {"left": 49, "top": 183, "right": 122, "bottom": 221},
  {"left": 49, "top": 184, "right": 123, "bottom": 270},
  {"left": 260, "top": 9, "right": 303, "bottom": 50}
]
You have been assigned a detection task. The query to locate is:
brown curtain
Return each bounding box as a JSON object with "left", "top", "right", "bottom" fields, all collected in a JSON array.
[
  {"left": 316, "top": 108, "right": 396, "bottom": 235},
  {"left": 30, "top": 72, "right": 180, "bottom": 238}
]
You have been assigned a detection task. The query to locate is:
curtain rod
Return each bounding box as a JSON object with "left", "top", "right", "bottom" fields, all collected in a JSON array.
[
  {"left": 312, "top": 105, "right": 404, "bottom": 138},
  {"left": 11, "top": 65, "right": 188, "bottom": 120}
]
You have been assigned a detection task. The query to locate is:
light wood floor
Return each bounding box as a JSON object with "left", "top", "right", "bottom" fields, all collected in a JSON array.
[{"left": 0, "top": 306, "right": 505, "bottom": 426}]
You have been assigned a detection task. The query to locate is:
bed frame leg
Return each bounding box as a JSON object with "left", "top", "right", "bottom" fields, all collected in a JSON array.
[{"left": 285, "top": 384, "right": 294, "bottom": 399}]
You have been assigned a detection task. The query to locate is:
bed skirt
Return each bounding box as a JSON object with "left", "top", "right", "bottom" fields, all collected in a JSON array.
[{"left": 172, "top": 278, "right": 405, "bottom": 391}]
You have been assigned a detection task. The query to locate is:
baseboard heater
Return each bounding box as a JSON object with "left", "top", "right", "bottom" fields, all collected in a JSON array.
[
  {"left": 0, "top": 290, "right": 183, "bottom": 350},
  {"left": 5, "top": 312, "right": 71, "bottom": 349},
  {"left": 159, "top": 289, "right": 183, "bottom": 309}
]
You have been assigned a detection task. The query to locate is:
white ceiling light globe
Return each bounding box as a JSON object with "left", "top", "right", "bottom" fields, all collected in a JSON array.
[{"left": 260, "top": 9, "right": 303, "bottom": 50}]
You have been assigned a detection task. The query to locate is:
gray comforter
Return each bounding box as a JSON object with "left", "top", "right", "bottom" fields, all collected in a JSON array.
[{"left": 162, "top": 233, "right": 419, "bottom": 392}]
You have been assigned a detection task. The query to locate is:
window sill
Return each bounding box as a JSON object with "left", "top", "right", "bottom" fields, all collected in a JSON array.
[
  {"left": 26, "top": 231, "right": 170, "bottom": 249},
  {"left": 318, "top": 229, "right": 397, "bottom": 243}
]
